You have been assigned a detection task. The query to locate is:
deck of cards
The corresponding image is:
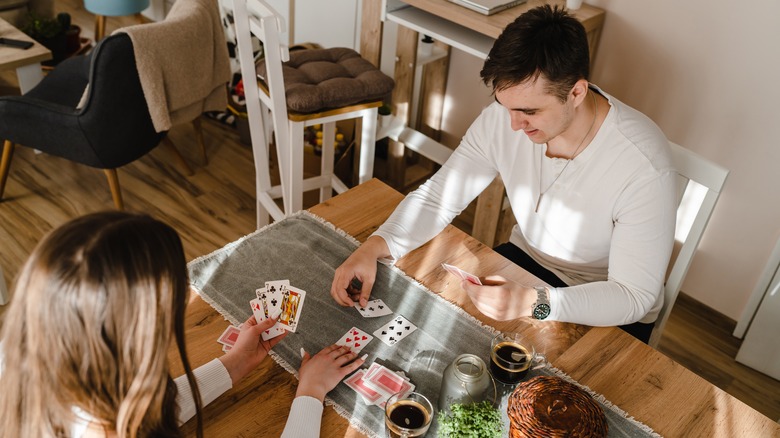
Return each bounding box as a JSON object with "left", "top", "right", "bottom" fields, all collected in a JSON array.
[
  {"left": 250, "top": 279, "right": 307, "bottom": 341},
  {"left": 344, "top": 362, "right": 415, "bottom": 408},
  {"left": 217, "top": 325, "right": 240, "bottom": 352}
]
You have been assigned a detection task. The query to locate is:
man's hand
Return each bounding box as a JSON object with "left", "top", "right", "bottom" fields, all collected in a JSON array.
[
  {"left": 461, "top": 275, "right": 537, "bottom": 321},
  {"left": 218, "top": 315, "right": 287, "bottom": 385},
  {"left": 331, "top": 236, "right": 390, "bottom": 307}
]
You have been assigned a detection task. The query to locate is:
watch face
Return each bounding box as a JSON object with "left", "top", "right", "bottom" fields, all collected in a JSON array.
[{"left": 533, "top": 303, "right": 551, "bottom": 320}]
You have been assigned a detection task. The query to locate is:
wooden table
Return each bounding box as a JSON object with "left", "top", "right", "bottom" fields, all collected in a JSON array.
[
  {"left": 0, "top": 18, "right": 51, "bottom": 94},
  {"left": 174, "top": 179, "right": 779, "bottom": 437}
]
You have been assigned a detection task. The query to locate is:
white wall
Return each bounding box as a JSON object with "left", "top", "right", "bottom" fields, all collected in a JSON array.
[{"left": 379, "top": 1, "right": 780, "bottom": 322}]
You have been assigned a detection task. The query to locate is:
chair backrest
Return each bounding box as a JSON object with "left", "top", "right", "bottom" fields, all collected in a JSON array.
[
  {"left": 80, "top": 33, "right": 163, "bottom": 168},
  {"left": 219, "top": 0, "right": 293, "bottom": 202},
  {"left": 648, "top": 142, "right": 729, "bottom": 347}
]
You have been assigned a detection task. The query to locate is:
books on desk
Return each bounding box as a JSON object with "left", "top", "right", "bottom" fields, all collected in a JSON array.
[{"left": 447, "top": 0, "right": 528, "bottom": 16}]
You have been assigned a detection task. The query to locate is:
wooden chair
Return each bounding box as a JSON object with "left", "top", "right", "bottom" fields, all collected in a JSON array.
[
  {"left": 648, "top": 142, "right": 729, "bottom": 347},
  {"left": 223, "top": 0, "right": 394, "bottom": 227},
  {"left": 417, "top": 137, "right": 728, "bottom": 348}
]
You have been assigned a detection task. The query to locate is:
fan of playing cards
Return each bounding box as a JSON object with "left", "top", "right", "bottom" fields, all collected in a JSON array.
[{"left": 251, "top": 280, "right": 307, "bottom": 341}]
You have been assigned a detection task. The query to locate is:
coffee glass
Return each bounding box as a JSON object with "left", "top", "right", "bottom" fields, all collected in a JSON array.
[
  {"left": 384, "top": 391, "right": 434, "bottom": 438},
  {"left": 489, "top": 332, "right": 546, "bottom": 384}
]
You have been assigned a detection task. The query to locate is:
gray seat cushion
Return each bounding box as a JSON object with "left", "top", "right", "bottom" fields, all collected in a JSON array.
[{"left": 256, "top": 47, "right": 394, "bottom": 114}]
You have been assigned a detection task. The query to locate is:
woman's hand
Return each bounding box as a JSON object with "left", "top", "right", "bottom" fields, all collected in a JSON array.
[
  {"left": 295, "top": 345, "right": 366, "bottom": 401},
  {"left": 219, "top": 314, "right": 287, "bottom": 385}
]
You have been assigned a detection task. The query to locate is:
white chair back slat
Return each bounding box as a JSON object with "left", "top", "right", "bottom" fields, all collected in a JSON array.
[{"left": 649, "top": 142, "right": 729, "bottom": 347}]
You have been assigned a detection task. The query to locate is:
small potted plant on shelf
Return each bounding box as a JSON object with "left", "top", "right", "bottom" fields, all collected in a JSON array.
[
  {"left": 21, "top": 12, "right": 81, "bottom": 64},
  {"left": 437, "top": 401, "right": 503, "bottom": 438}
]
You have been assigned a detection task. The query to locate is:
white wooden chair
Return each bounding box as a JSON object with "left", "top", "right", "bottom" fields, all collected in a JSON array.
[
  {"left": 648, "top": 142, "right": 729, "bottom": 347},
  {"left": 224, "top": 0, "right": 393, "bottom": 227}
]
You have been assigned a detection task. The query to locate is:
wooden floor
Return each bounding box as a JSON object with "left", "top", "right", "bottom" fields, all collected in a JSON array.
[{"left": 1, "top": 2, "right": 778, "bottom": 425}]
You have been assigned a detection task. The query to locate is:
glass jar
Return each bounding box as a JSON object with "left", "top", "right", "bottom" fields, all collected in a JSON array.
[{"left": 438, "top": 353, "right": 495, "bottom": 413}]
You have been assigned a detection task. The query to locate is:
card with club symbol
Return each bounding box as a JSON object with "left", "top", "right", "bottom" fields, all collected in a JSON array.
[
  {"left": 336, "top": 327, "right": 373, "bottom": 354},
  {"left": 373, "top": 315, "right": 418, "bottom": 347},
  {"left": 355, "top": 298, "right": 393, "bottom": 318}
]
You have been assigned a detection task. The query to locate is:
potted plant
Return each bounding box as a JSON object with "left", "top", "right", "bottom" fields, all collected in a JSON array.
[
  {"left": 21, "top": 12, "right": 80, "bottom": 64},
  {"left": 437, "top": 401, "right": 503, "bottom": 438}
]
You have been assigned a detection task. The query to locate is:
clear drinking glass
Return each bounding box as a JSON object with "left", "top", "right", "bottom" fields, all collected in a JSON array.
[
  {"left": 384, "top": 391, "right": 434, "bottom": 438},
  {"left": 489, "top": 332, "right": 546, "bottom": 384}
]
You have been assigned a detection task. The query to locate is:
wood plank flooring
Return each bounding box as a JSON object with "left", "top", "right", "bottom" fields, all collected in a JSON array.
[{"left": 1, "top": 1, "right": 778, "bottom": 426}]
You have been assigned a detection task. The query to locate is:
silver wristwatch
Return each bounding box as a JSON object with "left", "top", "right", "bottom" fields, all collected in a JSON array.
[{"left": 532, "top": 286, "right": 551, "bottom": 320}]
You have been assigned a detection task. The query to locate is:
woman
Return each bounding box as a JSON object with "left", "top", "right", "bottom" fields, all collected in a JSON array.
[{"left": 0, "top": 211, "right": 363, "bottom": 437}]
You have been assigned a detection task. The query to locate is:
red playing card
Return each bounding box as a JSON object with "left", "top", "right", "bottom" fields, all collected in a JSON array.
[
  {"left": 336, "top": 327, "right": 373, "bottom": 354},
  {"left": 364, "top": 365, "right": 414, "bottom": 398},
  {"left": 343, "top": 369, "right": 384, "bottom": 405},
  {"left": 217, "top": 325, "right": 240, "bottom": 347}
]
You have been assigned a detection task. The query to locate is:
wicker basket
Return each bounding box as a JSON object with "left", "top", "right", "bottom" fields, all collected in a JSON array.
[{"left": 507, "top": 376, "right": 608, "bottom": 437}]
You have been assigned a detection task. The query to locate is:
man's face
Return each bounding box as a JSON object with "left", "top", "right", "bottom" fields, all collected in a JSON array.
[{"left": 494, "top": 77, "right": 575, "bottom": 145}]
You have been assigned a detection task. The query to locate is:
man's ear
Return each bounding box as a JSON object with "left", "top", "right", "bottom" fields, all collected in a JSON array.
[{"left": 570, "top": 78, "right": 589, "bottom": 100}]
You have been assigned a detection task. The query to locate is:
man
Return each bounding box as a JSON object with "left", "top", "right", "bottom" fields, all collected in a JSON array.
[{"left": 330, "top": 5, "right": 676, "bottom": 343}]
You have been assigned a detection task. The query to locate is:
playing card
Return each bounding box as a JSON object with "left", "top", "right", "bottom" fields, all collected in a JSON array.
[
  {"left": 343, "top": 369, "right": 384, "bottom": 405},
  {"left": 336, "top": 327, "right": 373, "bottom": 354},
  {"left": 276, "top": 286, "right": 306, "bottom": 332},
  {"left": 263, "top": 279, "right": 289, "bottom": 314},
  {"left": 217, "top": 325, "right": 241, "bottom": 347},
  {"left": 222, "top": 344, "right": 232, "bottom": 353},
  {"left": 363, "top": 364, "right": 415, "bottom": 399},
  {"left": 250, "top": 298, "right": 285, "bottom": 341},
  {"left": 442, "top": 263, "right": 482, "bottom": 285},
  {"left": 355, "top": 298, "right": 393, "bottom": 318},
  {"left": 373, "top": 315, "right": 418, "bottom": 347}
]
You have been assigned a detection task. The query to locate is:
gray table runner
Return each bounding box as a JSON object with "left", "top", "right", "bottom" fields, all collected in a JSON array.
[{"left": 188, "top": 212, "right": 659, "bottom": 437}]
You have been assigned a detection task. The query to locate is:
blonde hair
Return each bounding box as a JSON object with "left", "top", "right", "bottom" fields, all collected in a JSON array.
[{"left": 0, "top": 211, "right": 203, "bottom": 437}]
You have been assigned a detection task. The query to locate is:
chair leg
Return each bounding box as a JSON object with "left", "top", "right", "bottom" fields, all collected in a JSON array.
[
  {"left": 288, "top": 120, "right": 304, "bottom": 213},
  {"left": 0, "top": 140, "right": 15, "bottom": 200},
  {"left": 94, "top": 15, "right": 106, "bottom": 41},
  {"left": 192, "top": 117, "right": 208, "bottom": 165},
  {"left": 320, "top": 122, "right": 336, "bottom": 202},
  {"left": 357, "top": 108, "right": 377, "bottom": 184},
  {"left": 162, "top": 137, "right": 194, "bottom": 176},
  {"left": 104, "top": 169, "right": 124, "bottom": 210}
]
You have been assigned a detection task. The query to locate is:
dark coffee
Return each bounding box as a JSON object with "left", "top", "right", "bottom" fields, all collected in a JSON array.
[
  {"left": 385, "top": 400, "right": 430, "bottom": 437},
  {"left": 489, "top": 341, "right": 531, "bottom": 384}
]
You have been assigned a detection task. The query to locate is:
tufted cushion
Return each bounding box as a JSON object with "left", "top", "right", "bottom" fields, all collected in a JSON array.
[{"left": 256, "top": 47, "right": 394, "bottom": 114}]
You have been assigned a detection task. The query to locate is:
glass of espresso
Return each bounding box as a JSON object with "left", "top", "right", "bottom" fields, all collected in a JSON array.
[
  {"left": 489, "top": 332, "right": 546, "bottom": 384},
  {"left": 384, "top": 392, "right": 434, "bottom": 438}
]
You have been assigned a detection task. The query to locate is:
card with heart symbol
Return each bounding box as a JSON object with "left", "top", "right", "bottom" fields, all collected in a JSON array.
[
  {"left": 336, "top": 326, "right": 373, "bottom": 354},
  {"left": 373, "top": 315, "right": 418, "bottom": 347},
  {"left": 355, "top": 298, "right": 393, "bottom": 318}
]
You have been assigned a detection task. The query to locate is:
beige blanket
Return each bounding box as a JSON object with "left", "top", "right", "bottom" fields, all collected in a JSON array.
[{"left": 117, "top": 0, "right": 231, "bottom": 132}]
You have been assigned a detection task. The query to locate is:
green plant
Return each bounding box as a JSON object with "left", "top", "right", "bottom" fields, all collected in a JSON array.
[
  {"left": 438, "top": 401, "right": 503, "bottom": 438},
  {"left": 20, "top": 12, "right": 64, "bottom": 41}
]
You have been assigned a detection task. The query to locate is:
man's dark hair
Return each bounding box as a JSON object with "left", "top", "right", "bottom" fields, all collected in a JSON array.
[{"left": 480, "top": 5, "right": 590, "bottom": 102}]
